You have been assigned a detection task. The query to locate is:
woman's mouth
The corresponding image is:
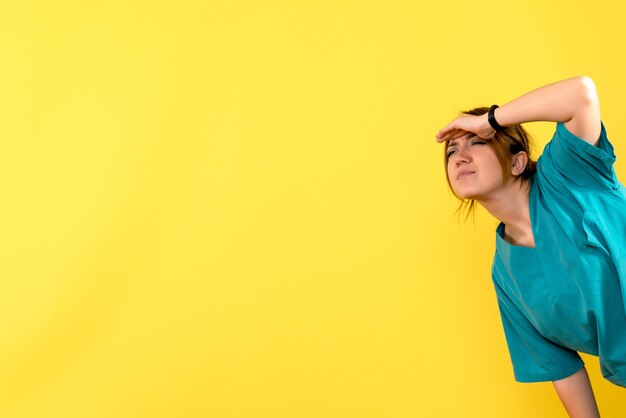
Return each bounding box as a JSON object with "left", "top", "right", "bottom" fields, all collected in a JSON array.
[{"left": 457, "top": 171, "right": 475, "bottom": 180}]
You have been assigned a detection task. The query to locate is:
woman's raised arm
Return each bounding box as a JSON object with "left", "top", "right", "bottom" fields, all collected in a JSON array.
[{"left": 436, "top": 76, "right": 602, "bottom": 146}]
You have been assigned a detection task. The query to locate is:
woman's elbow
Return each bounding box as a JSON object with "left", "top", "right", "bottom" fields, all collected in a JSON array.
[{"left": 577, "top": 75, "right": 599, "bottom": 106}]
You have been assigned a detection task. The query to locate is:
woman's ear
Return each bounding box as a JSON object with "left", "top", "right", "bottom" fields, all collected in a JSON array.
[{"left": 511, "top": 151, "right": 529, "bottom": 176}]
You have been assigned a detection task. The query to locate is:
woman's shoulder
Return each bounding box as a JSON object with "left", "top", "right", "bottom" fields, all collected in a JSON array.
[{"left": 536, "top": 120, "right": 618, "bottom": 191}]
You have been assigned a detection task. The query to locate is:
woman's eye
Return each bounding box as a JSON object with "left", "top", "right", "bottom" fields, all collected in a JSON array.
[
  {"left": 472, "top": 140, "right": 486, "bottom": 145},
  {"left": 446, "top": 149, "right": 456, "bottom": 158}
]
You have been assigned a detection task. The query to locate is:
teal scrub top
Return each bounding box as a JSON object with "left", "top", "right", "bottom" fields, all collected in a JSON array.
[{"left": 492, "top": 120, "right": 626, "bottom": 387}]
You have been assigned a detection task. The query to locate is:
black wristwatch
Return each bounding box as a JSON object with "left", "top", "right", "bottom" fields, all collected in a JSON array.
[{"left": 488, "top": 105, "right": 506, "bottom": 131}]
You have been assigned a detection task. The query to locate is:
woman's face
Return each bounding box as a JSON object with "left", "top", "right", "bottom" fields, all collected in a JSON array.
[{"left": 446, "top": 133, "right": 507, "bottom": 200}]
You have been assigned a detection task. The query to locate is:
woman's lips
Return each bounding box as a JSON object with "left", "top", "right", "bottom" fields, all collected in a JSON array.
[{"left": 457, "top": 171, "right": 475, "bottom": 180}]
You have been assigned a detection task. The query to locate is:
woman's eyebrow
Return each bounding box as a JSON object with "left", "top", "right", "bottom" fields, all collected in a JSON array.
[{"left": 449, "top": 133, "right": 478, "bottom": 147}]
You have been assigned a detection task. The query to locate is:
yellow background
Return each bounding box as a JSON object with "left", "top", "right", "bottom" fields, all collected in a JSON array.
[{"left": 1, "top": 1, "right": 624, "bottom": 417}]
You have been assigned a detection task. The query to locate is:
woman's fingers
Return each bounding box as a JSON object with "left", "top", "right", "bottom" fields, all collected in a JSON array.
[
  {"left": 436, "top": 130, "right": 454, "bottom": 143},
  {"left": 436, "top": 127, "right": 467, "bottom": 143},
  {"left": 436, "top": 125, "right": 456, "bottom": 142},
  {"left": 450, "top": 130, "right": 468, "bottom": 140},
  {"left": 436, "top": 117, "right": 468, "bottom": 142},
  {"left": 436, "top": 114, "right": 484, "bottom": 142}
]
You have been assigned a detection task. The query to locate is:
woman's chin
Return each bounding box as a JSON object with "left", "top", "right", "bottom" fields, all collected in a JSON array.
[{"left": 455, "top": 189, "right": 484, "bottom": 201}]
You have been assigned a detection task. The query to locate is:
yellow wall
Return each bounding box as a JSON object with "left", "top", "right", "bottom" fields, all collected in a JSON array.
[{"left": 1, "top": 1, "right": 624, "bottom": 417}]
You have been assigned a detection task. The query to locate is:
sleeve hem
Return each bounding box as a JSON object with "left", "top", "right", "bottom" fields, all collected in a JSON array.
[
  {"left": 513, "top": 360, "right": 585, "bottom": 383},
  {"left": 556, "top": 121, "right": 616, "bottom": 163},
  {"left": 603, "top": 366, "right": 626, "bottom": 388}
]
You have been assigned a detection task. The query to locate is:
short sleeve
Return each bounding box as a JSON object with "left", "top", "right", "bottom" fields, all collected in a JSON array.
[
  {"left": 493, "top": 279, "right": 585, "bottom": 383},
  {"left": 538, "top": 121, "right": 618, "bottom": 190}
]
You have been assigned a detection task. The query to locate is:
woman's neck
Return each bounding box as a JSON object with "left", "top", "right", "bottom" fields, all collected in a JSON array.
[{"left": 478, "top": 180, "right": 535, "bottom": 247}]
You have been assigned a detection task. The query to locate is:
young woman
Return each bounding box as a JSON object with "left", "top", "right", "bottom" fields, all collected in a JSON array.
[{"left": 435, "top": 76, "right": 625, "bottom": 418}]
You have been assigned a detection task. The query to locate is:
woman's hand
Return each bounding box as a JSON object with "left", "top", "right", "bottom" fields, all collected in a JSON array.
[
  {"left": 435, "top": 113, "right": 496, "bottom": 143},
  {"left": 434, "top": 77, "right": 601, "bottom": 144}
]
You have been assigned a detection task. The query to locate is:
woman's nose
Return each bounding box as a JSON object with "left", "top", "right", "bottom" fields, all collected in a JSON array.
[{"left": 455, "top": 149, "right": 471, "bottom": 165}]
